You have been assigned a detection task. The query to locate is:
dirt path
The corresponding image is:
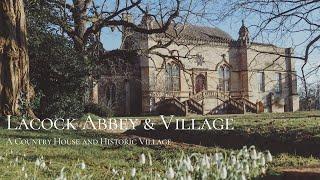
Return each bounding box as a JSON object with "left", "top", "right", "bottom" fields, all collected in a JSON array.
[{"left": 264, "top": 166, "right": 320, "bottom": 180}]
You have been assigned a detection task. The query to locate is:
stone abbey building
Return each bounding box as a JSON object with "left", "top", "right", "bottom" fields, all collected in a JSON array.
[{"left": 91, "top": 16, "right": 299, "bottom": 116}]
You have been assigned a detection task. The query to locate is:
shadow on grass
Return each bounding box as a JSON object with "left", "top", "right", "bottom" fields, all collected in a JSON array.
[{"left": 125, "top": 123, "right": 320, "bottom": 158}]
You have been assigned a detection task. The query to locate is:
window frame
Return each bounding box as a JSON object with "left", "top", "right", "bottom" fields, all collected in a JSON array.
[{"left": 165, "top": 62, "right": 181, "bottom": 92}]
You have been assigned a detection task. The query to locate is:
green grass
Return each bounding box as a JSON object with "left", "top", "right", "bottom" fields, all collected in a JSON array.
[{"left": 0, "top": 111, "right": 319, "bottom": 179}]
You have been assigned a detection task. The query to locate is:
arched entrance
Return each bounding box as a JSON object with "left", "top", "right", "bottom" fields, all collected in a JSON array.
[{"left": 195, "top": 74, "right": 206, "bottom": 93}]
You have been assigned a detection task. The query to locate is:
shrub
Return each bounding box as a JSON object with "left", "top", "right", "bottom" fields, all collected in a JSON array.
[{"left": 84, "top": 103, "right": 114, "bottom": 117}]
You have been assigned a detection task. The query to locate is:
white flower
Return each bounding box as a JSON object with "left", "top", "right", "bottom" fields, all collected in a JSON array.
[
  {"left": 260, "top": 156, "right": 266, "bottom": 166},
  {"left": 21, "top": 166, "right": 25, "bottom": 172},
  {"left": 131, "top": 168, "right": 136, "bottom": 177},
  {"left": 202, "top": 170, "right": 208, "bottom": 179},
  {"left": 252, "top": 160, "right": 257, "bottom": 168},
  {"left": 139, "top": 153, "right": 146, "bottom": 165},
  {"left": 35, "top": 159, "right": 41, "bottom": 167},
  {"left": 240, "top": 173, "right": 246, "bottom": 180},
  {"left": 40, "top": 161, "right": 46, "bottom": 169},
  {"left": 184, "top": 156, "right": 193, "bottom": 172},
  {"left": 201, "top": 155, "right": 210, "bottom": 169},
  {"left": 244, "top": 164, "right": 250, "bottom": 174},
  {"left": 230, "top": 155, "right": 237, "bottom": 166},
  {"left": 187, "top": 174, "right": 192, "bottom": 180},
  {"left": 156, "top": 173, "right": 161, "bottom": 179},
  {"left": 112, "top": 168, "right": 118, "bottom": 175},
  {"left": 56, "top": 167, "right": 66, "bottom": 180},
  {"left": 166, "top": 167, "right": 175, "bottom": 179},
  {"left": 266, "top": 151, "right": 273, "bottom": 162},
  {"left": 220, "top": 165, "right": 227, "bottom": 179},
  {"left": 261, "top": 167, "right": 266, "bottom": 174},
  {"left": 213, "top": 153, "right": 220, "bottom": 162},
  {"left": 236, "top": 162, "right": 242, "bottom": 170},
  {"left": 250, "top": 148, "right": 257, "bottom": 159},
  {"left": 80, "top": 161, "right": 86, "bottom": 170}
]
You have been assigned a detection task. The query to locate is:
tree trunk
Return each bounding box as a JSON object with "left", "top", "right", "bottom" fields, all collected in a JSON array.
[{"left": 0, "top": 0, "right": 34, "bottom": 116}]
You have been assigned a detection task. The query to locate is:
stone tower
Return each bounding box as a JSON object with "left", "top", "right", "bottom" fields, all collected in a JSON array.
[{"left": 238, "top": 20, "right": 250, "bottom": 98}]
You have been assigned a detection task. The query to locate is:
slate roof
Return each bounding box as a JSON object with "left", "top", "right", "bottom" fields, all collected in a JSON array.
[{"left": 153, "top": 22, "right": 233, "bottom": 43}]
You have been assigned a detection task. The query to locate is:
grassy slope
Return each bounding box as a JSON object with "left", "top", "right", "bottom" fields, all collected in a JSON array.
[{"left": 0, "top": 111, "right": 319, "bottom": 178}]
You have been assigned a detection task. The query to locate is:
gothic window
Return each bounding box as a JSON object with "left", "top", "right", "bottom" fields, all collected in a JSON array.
[
  {"left": 165, "top": 62, "right": 180, "bottom": 91},
  {"left": 257, "top": 72, "right": 265, "bottom": 92},
  {"left": 106, "top": 82, "right": 116, "bottom": 105},
  {"left": 275, "top": 73, "right": 282, "bottom": 94},
  {"left": 218, "top": 65, "right": 230, "bottom": 91}
]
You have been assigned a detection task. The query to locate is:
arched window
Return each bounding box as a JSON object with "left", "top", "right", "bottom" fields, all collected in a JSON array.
[
  {"left": 165, "top": 62, "right": 180, "bottom": 91},
  {"left": 106, "top": 82, "right": 116, "bottom": 105},
  {"left": 218, "top": 65, "right": 230, "bottom": 91},
  {"left": 195, "top": 74, "right": 206, "bottom": 93}
]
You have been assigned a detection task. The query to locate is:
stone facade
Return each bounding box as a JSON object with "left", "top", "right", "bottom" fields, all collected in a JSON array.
[{"left": 94, "top": 18, "right": 299, "bottom": 116}]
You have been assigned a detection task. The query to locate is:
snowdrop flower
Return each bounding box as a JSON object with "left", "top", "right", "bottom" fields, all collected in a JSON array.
[
  {"left": 156, "top": 173, "right": 161, "bottom": 179},
  {"left": 266, "top": 151, "right": 273, "bottom": 162},
  {"left": 202, "top": 170, "right": 208, "bottom": 179},
  {"left": 184, "top": 156, "right": 193, "bottom": 172},
  {"left": 40, "top": 161, "right": 46, "bottom": 169},
  {"left": 112, "top": 168, "right": 118, "bottom": 175},
  {"left": 260, "top": 156, "right": 266, "bottom": 166},
  {"left": 187, "top": 174, "right": 192, "bottom": 180},
  {"left": 56, "top": 167, "right": 66, "bottom": 180},
  {"left": 131, "top": 168, "right": 136, "bottom": 177},
  {"left": 230, "top": 155, "right": 237, "bottom": 166},
  {"left": 21, "top": 166, "right": 25, "bottom": 172},
  {"left": 0, "top": 156, "right": 4, "bottom": 160},
  {"left": 252, "top": 160, "right": 257, "bottom": 168},
  {"left": 195, "top": 164, "right": 200, "bottom": 171},
  {"left": 24, "top": 173, "right": 28, "bottom": 179},
  {"left": 201, "top": 155, "right": 210, "bottom": 169},
  {"left": 80, "top": 161, "right": 86, "bottom": 170},
  {"left": 35, "top": 158, "right": 41, "bottom": 167},
  {"left": 250, "top": 148, "right": 257, "bottom": 159},
  {"left": 166, "top": 167, "right": 175, "bottom": 179},
  {"left": 261, "top": 167, "right": 266, "bottom": 174},
  {"left": 139, "top": 153, "right": 146, "bottom": 165},
  {"left": 220, "top": 165, "right": 227, "bottom": 179},
  {"left": 240, "top": 173, "right": 246, "bottom": 180},
  {"left": 244, "top": 163, "right": 250, "bottom": 174},
  {"left": 236, "top": 162, "right": 242, "bottom": 170},
  {"left": 14, "top": 157, "right": 19, "bottom": 163},
  {"left": 213, "top": 153, "right": 220, "bottom": 162}
]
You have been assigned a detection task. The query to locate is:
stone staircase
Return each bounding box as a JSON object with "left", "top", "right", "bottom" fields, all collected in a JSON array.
[{"left": 155, "top": 90, "right": 257, "bottom": 115}]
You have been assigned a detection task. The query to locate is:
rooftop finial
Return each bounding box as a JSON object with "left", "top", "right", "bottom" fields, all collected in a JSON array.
[
  {"left": 242, "top": 19, "right": 245, "bottom": 26},
  {"left": 145, "top": 2, "right": 150, "bottom": 13}
]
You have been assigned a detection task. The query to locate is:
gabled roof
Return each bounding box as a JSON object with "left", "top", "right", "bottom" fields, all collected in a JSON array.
[{"left": 152, "top": 22, "right": 232, "bottom": 43}]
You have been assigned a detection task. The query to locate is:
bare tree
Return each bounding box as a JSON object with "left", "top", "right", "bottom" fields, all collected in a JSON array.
[{"left": 0, "top": 0, "right": 34, "bottom": 116}]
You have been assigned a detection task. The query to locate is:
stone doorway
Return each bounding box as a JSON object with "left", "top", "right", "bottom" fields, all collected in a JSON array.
[{"left": 195, "top": 74, "right": 206, "bottom": 93}]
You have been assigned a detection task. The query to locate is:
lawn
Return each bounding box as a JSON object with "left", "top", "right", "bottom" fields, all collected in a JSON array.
[{"left": 0, "top": 111, "right": 319, "bottom": 179}]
